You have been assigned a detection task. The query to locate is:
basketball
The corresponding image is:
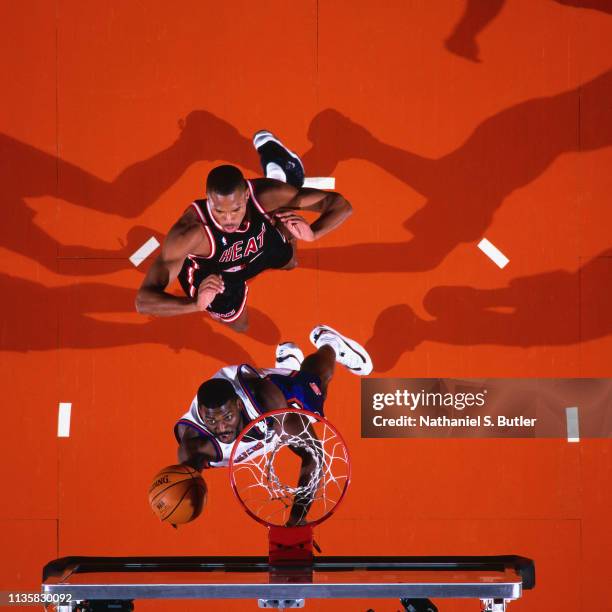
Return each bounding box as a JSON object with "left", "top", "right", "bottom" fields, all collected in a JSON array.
[{"left": 148, "top": 464, "right": 207, "bottom": 525}]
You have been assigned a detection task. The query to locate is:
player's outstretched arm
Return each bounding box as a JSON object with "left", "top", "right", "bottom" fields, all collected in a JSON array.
[
  {"left": 177, "top": 427, "right": 218, "bottom": 471},
  {"left": 291, "top": 187, "right": 353, "bottom": 240},
  {"left": 255, "top": 179, "right": 353, "bottom": 242},
  {"left": 135, "top": 219, "right": 209, "bottom": 316},
  {"left": 286, "top": 440, "right": 322, "bottom": 526},
  {"left": 281, "top": 413, "right": 323, "bottom": 526}
]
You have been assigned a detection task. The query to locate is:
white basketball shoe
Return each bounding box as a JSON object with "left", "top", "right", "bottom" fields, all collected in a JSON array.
[
  {"left": 309, "top": 325, "right": 373, "bottom": 375},
  {"left": 275, "top": 342, "right": 305, "bottom": 370}
]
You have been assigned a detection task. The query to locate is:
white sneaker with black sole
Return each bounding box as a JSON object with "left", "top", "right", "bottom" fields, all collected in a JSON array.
[
  {"left": 253, "top": 130, "right": 305, "bottom": 188},
  {"left": 309, "top": 325, "right": 373, "bottom": 376},
  {"left": 275, "top": 342, "right": 305, "bottom": 370}
]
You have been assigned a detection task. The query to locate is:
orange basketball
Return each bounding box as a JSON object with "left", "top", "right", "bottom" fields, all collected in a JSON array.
[{"left": 148, "top": 464, "right": 207, "bottom": 525}]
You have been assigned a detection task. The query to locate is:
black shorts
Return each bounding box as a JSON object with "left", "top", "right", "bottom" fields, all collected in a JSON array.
[
  {"left": 177, "top": 238, "right": 293, "bottom": 322},
  {"left": 266, "top": 370, "right": 326, "bottom": 416},
  {"left": 205, "top": 282, "right": 248, "bottom": 322}
]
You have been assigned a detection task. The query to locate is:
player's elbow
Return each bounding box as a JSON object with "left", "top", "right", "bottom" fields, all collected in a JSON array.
[
  {"left": 339, "top": 197, "right": 353, "bottom": 219},
  {"left": 135, "top": 290, "right": 150, "bottom": 314}
]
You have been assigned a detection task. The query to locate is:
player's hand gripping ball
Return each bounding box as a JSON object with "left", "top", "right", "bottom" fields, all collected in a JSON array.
[{"left": 148, "top": 464, "right": 207, "bottom": 526}]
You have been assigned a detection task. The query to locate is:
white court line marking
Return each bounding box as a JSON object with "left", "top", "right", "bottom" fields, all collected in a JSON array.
[
  {"left": 478, "top": 238, "right": 509, "bottom": 269},
  {"left": 566, "top": 407, "right": 580, "bottom": 443},
  {"left": 58, "top": 403, "right": 72, "bottom": 438},
  {"left": 129, "top": 236, "right": 160, "bottom": 267},
  {"left": 303, "top": 177, "right": 336, "bottom": 190}
]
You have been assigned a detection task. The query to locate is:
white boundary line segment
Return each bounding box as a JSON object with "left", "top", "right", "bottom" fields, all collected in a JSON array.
[
  {"left": 565, "top": 407, "right": 580, "bottom": 443},
  {"left": 58, "top": 403, "right": 72, "bottom": 438},
  {"left": 129, "top": 237, "right": 160, "bottom": 267},
  {"left": 303, "top": 177, "right": 336, "bottom": 190},
  {"left": 478, "top": 238, "right": 509, "bottom": 269}
]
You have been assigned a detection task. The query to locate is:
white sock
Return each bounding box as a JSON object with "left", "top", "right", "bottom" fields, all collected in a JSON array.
[{"left": 266, "top": 162, "right": 287, "bottom": 182}]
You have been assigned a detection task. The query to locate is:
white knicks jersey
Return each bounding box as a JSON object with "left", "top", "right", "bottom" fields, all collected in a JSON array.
[{"left": 174, "top": 364, "right": 292, "bottom": 468}]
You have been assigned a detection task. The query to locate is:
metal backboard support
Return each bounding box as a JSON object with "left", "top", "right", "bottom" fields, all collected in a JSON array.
[{"left": 42, "top": 554, "right": 535, "bottom": 611}]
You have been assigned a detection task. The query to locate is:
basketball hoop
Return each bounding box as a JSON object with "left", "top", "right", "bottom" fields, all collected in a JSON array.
[{"left": 228, "top": 408, "right": 351, "bottom": 566}]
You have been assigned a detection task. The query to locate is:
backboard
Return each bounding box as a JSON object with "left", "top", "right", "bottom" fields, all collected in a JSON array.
[{"left": 42, "top": 554, "right": 535, "bottom": 611}]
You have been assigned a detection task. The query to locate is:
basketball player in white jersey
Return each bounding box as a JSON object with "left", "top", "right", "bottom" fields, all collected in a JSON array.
[
  {"left": 174, "top": 325, "right": 372, "bottom": 480},
  {"left": 136, "top": 132, "right": 352, "bottom": 332}
]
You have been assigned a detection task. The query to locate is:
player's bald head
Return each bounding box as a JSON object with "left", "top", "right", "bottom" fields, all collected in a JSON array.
[{"left": 206, "top": 165, "right": 246, "bottom": 197}]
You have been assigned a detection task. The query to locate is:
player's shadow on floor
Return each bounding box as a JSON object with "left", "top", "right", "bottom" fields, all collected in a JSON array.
[
  {"left": 365, "top": 249, "right": 612, "bottom": 371},
  {"left": 0, "top": 111, "right": 257, "bottom": 276},
  {"left": 444, "top": 0, "right": 612, "bottom": 63},
  {"left": 298, "top": 68, "right": 612, "bottom": 274},
  {"left": 5, "top": 92, "right": 611, "bottom": 356},
  {"left": 10, "top": 82, "right": 610, "bottom": 284},
  {"left": 0, "top": 273, "right": 282, "bottom": 358},
  {"left": 444, "top": 0, "right": 504, "bottom": 62}
]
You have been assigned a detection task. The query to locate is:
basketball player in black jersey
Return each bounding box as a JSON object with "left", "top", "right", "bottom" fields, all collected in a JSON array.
[{"left": 135, "top": 131, "right": 352, "bottom": 332}]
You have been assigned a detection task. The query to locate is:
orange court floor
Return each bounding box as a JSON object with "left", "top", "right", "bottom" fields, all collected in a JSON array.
[{"left": 1, "top": 1, "right": 611, "bottom": 611}]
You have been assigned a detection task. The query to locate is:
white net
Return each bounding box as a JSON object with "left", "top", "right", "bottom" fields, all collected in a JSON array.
[{"left": 229, "top": 410, "right": 350, "bottom": 527}]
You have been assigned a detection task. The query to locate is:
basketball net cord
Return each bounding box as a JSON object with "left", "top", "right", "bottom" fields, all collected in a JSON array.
[{"left": 233, "top": 413, "right": 349, "bottom": 526}]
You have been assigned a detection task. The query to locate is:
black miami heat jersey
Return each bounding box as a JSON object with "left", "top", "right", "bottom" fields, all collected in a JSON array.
[{"left": 177, "top": 180, "right": 293, "bottom": 299}]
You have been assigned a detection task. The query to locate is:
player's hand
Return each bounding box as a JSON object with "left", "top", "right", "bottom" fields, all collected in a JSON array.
[
  {"left": 274, "top": 210, "right": 315, "bottom": 242},
  {"left": 196, "top": 274, "right": 224, "bottom": 311}
]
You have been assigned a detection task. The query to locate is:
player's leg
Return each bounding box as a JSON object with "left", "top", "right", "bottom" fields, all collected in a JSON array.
[
  {"left": 223, "top": 306, "right": 249, "bottom": 333},
  {"left": 253, "top": 130, "right": 305, "bottom": 188},
  {"left": 269, "top": 327, "right": 372, "bottom": 412},
  {"left": 299, "top": 345, "right": 337, "bottom": 396},
  {"left": 268, "top": 344, "right": 334, "bottom": 406}
]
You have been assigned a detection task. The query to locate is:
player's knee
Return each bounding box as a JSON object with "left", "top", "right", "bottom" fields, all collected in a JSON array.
[
  {"left": 226, "top": 317, "right": 249, "bottom": 333},
  {"left": 229, "top": 321, "right": 249, "bottom": 333},
  {"left": 317, "top": 344, "right": 336, "bottom": 361}
]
